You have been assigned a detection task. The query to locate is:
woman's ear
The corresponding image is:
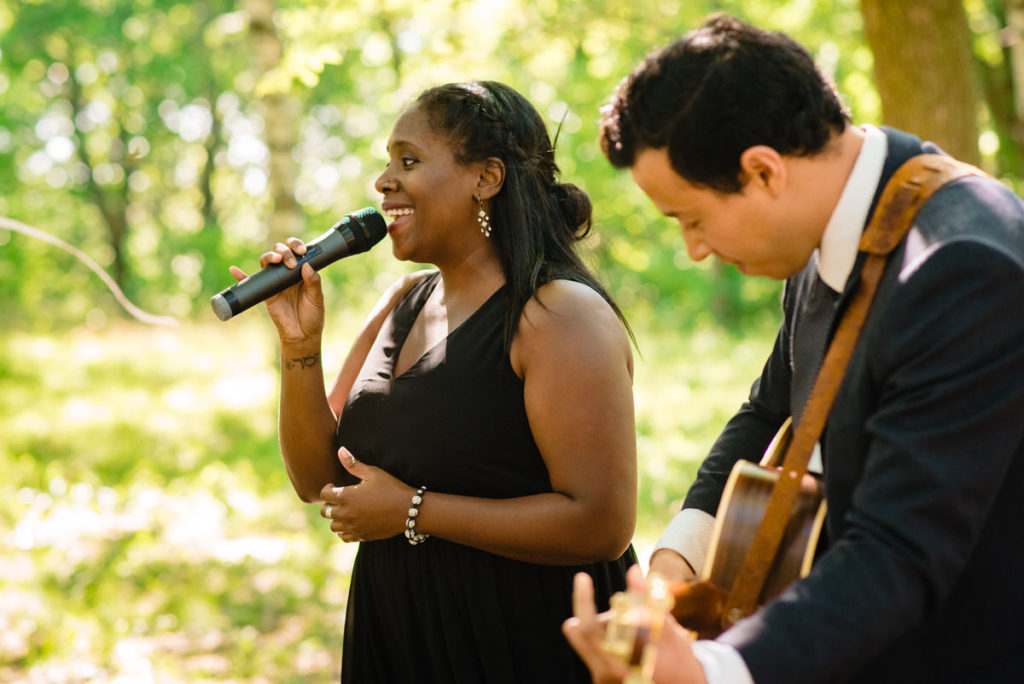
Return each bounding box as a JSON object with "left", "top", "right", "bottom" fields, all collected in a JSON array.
[
  {"left": 476, "top": 157, "right": 506, "bottom": 200},
  {"left": 739, "top": 145, "right": 786, "bottom": 197}
]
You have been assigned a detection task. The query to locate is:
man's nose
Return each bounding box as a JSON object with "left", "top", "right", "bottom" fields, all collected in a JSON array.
[{"left": 681, "top": 227, "right": 711, "bottom": 262}]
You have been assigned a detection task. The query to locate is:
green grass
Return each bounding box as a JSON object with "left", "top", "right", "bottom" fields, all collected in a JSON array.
[
  {"left": 0, "top": 311, "right": 776, "bottom": 681},
  {"left": 631, "top": 319, "right": 776, "bottom": 542}
]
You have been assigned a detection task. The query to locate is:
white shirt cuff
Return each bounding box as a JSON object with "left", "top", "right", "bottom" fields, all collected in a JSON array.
[
  {"left": 652, "top": 507, "right": 716, "bottom": 575},
  {"left": 692, "top": 640, "right": 755, "bottom": 684}
]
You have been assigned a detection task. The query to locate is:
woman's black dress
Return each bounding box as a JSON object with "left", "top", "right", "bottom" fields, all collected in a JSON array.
[{"left": 335, "top": 271, "right": 636, "bottom": 683}]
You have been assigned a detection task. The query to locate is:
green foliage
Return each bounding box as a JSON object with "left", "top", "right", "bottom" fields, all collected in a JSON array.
[
  {"left": 630, "top": 312, "right": 780, "bottom": 537},
  {"left": 0, "top": 314, "right": 775, "bottom": 679},
  {"left": 0, "top": 2, "right": 1019, "bottom": 676},
  {"left": 0, "top": 0, "right": 948, "bottom": 334},
  {"left": 0, "top": 320, "right": 354, "bottom": 681}
]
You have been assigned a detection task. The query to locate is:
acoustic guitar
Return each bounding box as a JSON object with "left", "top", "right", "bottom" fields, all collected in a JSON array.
[
  {"left": 602, "top": 418, "right": 826, "bottom": 680},
  {"left": 700, "top": 417, "right": 826, "bottom": 626}
]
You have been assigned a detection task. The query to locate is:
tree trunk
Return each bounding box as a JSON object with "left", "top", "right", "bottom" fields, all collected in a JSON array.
[
  {"left": 247, "top": 0, "right": 301, "bottom": 243},
  {"left": 974, "top": 0, "right": 1024, "bottom": 177},
  {"left": 1005, "top": 0, "right": 1024, "bottom": 163},
  {"left": 68, "top": 66, "right": 131, "bottom": 290},
  {"left": 861, "top": 0, "right": 981, "bottom": 164}
]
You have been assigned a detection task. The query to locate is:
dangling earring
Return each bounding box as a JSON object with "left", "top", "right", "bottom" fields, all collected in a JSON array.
[{"left": 476, "top": 195, "right": 492, "bottom": 238}]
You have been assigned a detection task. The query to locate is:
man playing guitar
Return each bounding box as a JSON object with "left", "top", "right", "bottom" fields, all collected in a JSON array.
[{"left": 565, "top": 14, "right": 1024, "bottom": 684}]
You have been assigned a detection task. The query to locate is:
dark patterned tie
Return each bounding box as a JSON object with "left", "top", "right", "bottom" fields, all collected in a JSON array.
[{"left": 791, "top": 269, "right": 840, "bottom": 424}]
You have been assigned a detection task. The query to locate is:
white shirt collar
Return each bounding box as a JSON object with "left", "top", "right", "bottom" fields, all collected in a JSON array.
[{"left": 816, "top": 124, "right": 888, "bottom": 292}]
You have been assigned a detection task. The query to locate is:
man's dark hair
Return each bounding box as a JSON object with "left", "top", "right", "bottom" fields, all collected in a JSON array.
[{"left": 599, "top": 14, "right": 850, "bottom": 192}]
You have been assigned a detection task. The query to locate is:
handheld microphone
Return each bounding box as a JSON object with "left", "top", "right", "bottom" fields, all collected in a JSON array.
[{"left": 211, "top": 207, "right": 387, "bottom": 321}]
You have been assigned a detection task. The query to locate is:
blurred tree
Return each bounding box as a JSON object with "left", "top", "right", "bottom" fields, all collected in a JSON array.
[
  {"left": 968, "top": 0, "right": 1024, "bottom": 183},
  {"left": 1008, "top": 0, "right": 1024, "bottom": 151},
  {"left": 246, "top": 0, "right": 302, "bottom": 243},
  {"left": 1, "top": 0, "right": 1020, "bottom": 332},
  {"left": 0, "top": 0, "right": 249, "bottom": 325},
  {"left": 861, "top": 0, "right": 981, "bottom": 164}
]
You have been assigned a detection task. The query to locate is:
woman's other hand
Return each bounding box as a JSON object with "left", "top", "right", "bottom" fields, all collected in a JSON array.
[{"left": 320, "top": 447, "right": 414, "bottom": 542}]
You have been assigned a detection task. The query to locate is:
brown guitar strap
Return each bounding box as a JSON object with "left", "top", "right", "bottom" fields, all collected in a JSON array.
[{"left": 719, "top": 154, "right": 987, "bottom": 629}]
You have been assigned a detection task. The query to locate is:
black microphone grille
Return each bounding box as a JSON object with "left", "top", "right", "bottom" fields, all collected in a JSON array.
[{"left": 348, "top": 207, "right": 387, "bottom": 246}]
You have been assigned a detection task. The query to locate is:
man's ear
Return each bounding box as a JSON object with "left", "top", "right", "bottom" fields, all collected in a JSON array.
[
  {"left": 739, "top": 145, "right": 786, "bottom": 197},
  {"left": 476, "top": 157, "right": 506, "bottom": 200}
]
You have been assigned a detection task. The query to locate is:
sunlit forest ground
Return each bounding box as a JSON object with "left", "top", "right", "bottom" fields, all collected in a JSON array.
[{"left": 0, "top": 310, "right": 776, "bottom": 682}]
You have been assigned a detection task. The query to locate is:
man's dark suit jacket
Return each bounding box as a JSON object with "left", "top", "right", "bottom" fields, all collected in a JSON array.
[{"left": 682, "top": 128, "right": 1024, "bottom": 683}]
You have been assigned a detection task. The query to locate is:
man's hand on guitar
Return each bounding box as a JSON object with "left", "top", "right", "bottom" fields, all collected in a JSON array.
[
  {"left": 648, "top": 616, "right": 708, "bottom": 684},
  {"left": 563, "top": 570, "right": 631, "bottom": 683},
  {"left": 563, "top": 565, "right": 708, "bottom": 684},
  {"left": 649, "top": 549, "right": 698, "bottom": 583}
]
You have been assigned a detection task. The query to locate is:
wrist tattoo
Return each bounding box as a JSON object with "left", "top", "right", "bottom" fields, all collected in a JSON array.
[{"left": 284, "top": 353, "right": 320, "bottom": 370}]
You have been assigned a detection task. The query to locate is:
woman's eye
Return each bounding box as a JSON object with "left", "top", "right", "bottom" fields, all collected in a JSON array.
[{"left": 401, "top": 157, "right": 417, "bottom": 169}]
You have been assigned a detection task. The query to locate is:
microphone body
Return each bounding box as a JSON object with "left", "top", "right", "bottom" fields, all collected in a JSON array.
[{"left": 211, "top": 207, "right": 387, "bottom": 321}]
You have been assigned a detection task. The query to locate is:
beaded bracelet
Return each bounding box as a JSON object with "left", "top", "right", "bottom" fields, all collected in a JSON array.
[{"left": 404, "top": 486, "right": 429, "bottom": 545}]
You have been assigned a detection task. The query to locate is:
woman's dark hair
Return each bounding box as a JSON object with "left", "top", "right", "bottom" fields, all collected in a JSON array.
[
  {"left": 414, "top": 80, "right": 632, "bottom": 347},
  {"left": 600, "top": 14, "right": 850, "bottom": 192}
]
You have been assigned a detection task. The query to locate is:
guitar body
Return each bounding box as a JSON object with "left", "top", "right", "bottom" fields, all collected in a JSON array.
[
  {"left": 697, "top": 419, "right": 826, "bottom": 630},
  {"left": 703, "top": 464, "right": 826, "bottom": 605},
  {"left": 603, "top": 420, "right": 828, "bottom": 672},
  {"left": 661, "top": 419, "right": 826, "bottom": 638}
]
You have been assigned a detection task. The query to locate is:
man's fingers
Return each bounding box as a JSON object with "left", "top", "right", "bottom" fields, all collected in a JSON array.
[
  {"left": 572, "top": 572, "right": 598, "bottom": 622},
  {"left": 563, "top": 574, "right": 629, "bottom": 684},
  {"left": 626, "top": 563, "right": 647, "bottom": 592}
]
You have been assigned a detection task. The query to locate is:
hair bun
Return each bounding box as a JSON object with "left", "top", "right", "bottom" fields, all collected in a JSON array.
[{"left": 552, "top": 182, "right": 593, "bottom": 238}]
